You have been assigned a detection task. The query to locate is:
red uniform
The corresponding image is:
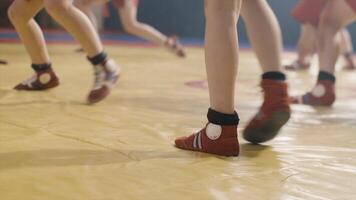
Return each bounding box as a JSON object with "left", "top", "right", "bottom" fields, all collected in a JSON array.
[
  {"left": 112, "top": 0, "right": 140, "bottom": 8},
  {"left": 292, "top": 0, "right": 326, "bottom": 27},
  {"left": 292, "top": 0, "right": 356, "bottom": 27},
  {"left": 347, "top": 0, "right": 356, "bottom": 11}
]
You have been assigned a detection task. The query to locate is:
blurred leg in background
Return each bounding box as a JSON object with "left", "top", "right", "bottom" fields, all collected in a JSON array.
[
  {"left": 291, "top": 0, "right": 356, "bottom": 106},
  {"left": 74, "top": 0, "right": 186, "bottom": 57},
  {"left": 8, "top": 0, "right": 120, "bottom": 104}
]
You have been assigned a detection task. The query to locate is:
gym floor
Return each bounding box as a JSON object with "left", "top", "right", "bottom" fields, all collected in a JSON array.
[{"left": 1, "top": 40, "right": 356, "bottom": 199}]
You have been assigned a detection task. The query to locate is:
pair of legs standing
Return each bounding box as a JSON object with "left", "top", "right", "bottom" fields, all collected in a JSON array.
[
  {"left": 8, "top": 0, "right": 120, "bottom": 103},
  {"left": 175, "top": 0, "right": 290, "bottom": 156}
]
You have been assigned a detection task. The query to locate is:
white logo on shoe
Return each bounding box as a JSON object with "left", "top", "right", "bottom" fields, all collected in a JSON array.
[
  {"left": 311, "top": 84, "right": 326, "bottom": 97},
  {"left": 206, "top": 123, "right": 222, "bottom": 140},
  {"left": 39, "top": 73, "right": 51, "bottom": 84}
]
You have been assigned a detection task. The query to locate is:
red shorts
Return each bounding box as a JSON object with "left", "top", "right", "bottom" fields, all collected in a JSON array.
[
  {"left": 112, "top": 0, "right": 140, "bottom": 8},
  {"left": 292, "top": 0, "right": 356, "bottom": 27},
  {"left": 346, "top": 0, "right": 356, "bottom": 11},
  {"left": 291, "top": 0, "right": 326, "bottom": 27}
]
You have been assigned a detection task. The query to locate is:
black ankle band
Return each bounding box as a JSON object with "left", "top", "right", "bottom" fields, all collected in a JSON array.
[
  {"left": 31, "top": 63, "right": 51, "bottom": 72},
  {"left": 318, "top": 71, "right": 335, "bottom": 83},
  {"left": 262, "top": 71, "right": 286, "bottom": 81},
  {"left": 88, "top": 52, "right": 107, "bottom": 66},
  {"left": 207, "top": 108, "right": 240, "bottom": 125},
  {"left": 344, "top": 52, "right": 352, "bottom": 58}
]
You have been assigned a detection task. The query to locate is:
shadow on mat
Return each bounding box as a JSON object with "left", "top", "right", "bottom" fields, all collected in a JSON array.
[
  {"left": 240, "top": 143, "right": 272, "bottom": 158},
  {"left": 0, "top": 149, "right": 130, "bottom": 171},
  {"left": 0, "top": 148, "right": 205, "bottom": 171}
]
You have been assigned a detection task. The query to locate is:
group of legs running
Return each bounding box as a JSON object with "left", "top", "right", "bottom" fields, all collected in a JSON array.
[
  {"left": 286, "top": 0, "right": 355, "bottom": 71},
  {"left": 7, "top": 0, "right": 356, "bottom": 156}
]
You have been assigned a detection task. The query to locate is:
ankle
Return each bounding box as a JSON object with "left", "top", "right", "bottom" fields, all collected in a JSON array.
[
  {"left": 32, "top": 63, "right": 52, "bottom": 73},
  {"left": 317, "top": 71, "right": 335, "bottom": 83},
  {"left": 88, "top": 52, "right": 107, "bottom": 66},
  {"left": 207, "top": 108, "right": 239, "bottom": 126}
]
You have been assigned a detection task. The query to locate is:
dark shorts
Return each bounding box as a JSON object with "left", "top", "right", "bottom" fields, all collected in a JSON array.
[
  {"left": 291, "top": 0, "right": 326, "bottom": 27},
  {"left": 112, "top": 0, "right": 140, "bottom": 9}
]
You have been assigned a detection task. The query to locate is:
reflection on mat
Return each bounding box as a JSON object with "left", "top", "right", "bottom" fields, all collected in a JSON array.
[{"left": 1, "top": 43, "right": 356, "bottom": 200}]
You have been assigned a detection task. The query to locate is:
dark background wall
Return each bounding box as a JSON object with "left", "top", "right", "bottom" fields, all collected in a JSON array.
[{"left": 104, "top": 0, "right": 356, "bottom": 48}]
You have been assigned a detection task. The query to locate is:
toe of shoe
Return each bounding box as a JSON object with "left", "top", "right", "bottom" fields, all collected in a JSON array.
[
  {"left": 87, "top": 86, "right": 110, "bottom": 104},
  {"left": 175, "top": 137, "right": 189, "bottom": 149},
  {"left": 14, "top": 83, "right": 29, "bottom": 90}
]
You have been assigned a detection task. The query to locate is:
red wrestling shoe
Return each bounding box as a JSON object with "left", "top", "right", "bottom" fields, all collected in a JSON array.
[
  {"left": 290, "top": 80, "right": 335, "bottom": 106},
  {"left": 87, "top": 59, "right": 120, "bottom": 104},
  {"left": 14, "top": 68, "right": 59, "bottom": 91},
  {"left": 165, "top": 36, "right": 186, "bottom": 58},
  {"left": 175, "top": 123, "right": 239, "bottom": 157},
  {"left": 285, "top": 60, "right": 310, "bottom": 71},
  {"left": 243, "top": 80, "right": 291, "bottom": 144}
]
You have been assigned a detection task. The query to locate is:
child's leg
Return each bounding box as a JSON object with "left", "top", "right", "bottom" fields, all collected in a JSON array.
[
  {"left": 8, "top": 0, "right": 49, "bottom": 64},
  {"left": 297, "top": 25, "right": 318, "bottom": 64},
  {"left": 241, "top": 0, "right": 290, "bottom": 144},
  {"left": 338, "top": 29, "right": 356, "bottom": 70},
  {"left": 291, "top": 1, "right": 356, "bottom": 106},
  {"left": 118, "top": 0, "right": 167, "bottom": 45},
  {"left": 285, "top": 24, "right": 317, "bottom": 70},
  {"left": 241, "top": 0, "right": 283, "bottom": 72},
  {"left": 117, "top": 0, "right": 186, "bottom": 57},
  {"left": 204, "top": 0, "right": 240, "bottom": 114},
  {"left": 74, "top": 0, "right": 108, "bottom": 30},
  {"left": 318, "top": 1, "right": 356, "bottom": 74},
  {"left": 43, "top": 0, "right": 103, "bottom": 57},
  {"left": 175, "top": 0, "right": 241, "bottom": 156},
  {"left": 8, "top": 0, "right": 59, "bottom": 90}
]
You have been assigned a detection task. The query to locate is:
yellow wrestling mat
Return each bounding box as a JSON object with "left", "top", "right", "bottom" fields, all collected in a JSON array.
[{"left": 1, "top": 43, "right": 356, "bottom": 200}]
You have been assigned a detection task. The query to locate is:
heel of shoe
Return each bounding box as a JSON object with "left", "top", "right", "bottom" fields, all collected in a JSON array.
[{"left": 213, "top": 137, "right": 239, "bottom": 157}]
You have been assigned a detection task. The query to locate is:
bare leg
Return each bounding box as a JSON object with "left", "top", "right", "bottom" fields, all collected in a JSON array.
[
  {"left": 318, "top": 0, "right": 356, "bottom": 74},
  {"left": 291, "top": 1, "right": 356, "bottom": 106},
  {"left": 241, "top": 0, "right": 283, "bottom": 72},
  {"left": 44, "top": 0, "right": 103, "bottom": 57},
  {"left": 74, "top": 0, "right": 108, "bottom": 30},
  {"left": 338, "top": 28, "right": 356, "bottom": 69},
  {"left": 296, "top": 24, "right": 318, "bottom": 65},
  {"left": 284, "top": 24, "right": 318, "bottom": 70},
  {"left": 205, "top": 0, "right": 240, "bottom": 114},
  {"left": 118, "top": 1, "right": 167, "bottom": 45},
  {"left": 7, "top": 0, "right": 49, "bottom": 64},
  {"left": 119, "top": 1, "right": 186, "bottom": 57},
  {"left": 339, "top": 29, "right": 353, "bottom": 55}
]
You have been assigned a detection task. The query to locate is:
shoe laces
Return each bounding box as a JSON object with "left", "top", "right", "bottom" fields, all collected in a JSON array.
[{"left": 93, "top": 66, "right": 105, "bottom": 89}]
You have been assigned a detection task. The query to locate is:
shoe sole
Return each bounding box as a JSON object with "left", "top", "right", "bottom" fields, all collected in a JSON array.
[
  {"left": 175, "top": 138, "right": 239, "bottom": 157},
  {"left": 87, "top": 74, "right": 120, "bottom": 104},
  {"left": 14, "top": 78, "right": 60, "bottom": 91},
  {"left": 243, "top": 111, "right": 291, "bottom": 144}
]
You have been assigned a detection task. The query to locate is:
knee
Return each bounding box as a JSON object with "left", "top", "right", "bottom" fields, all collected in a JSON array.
[
  {"left": 122, "top": 21, "right": 139, "bottom": 34},
  {"left": 44, "top": 0, "right": 70, "bottom": 16},
  {"left": 73, "top": 0, "right": 91, "bottom": 9},
  {"left": 7, "top": 2, "right": 24, "bottom": 24},
  {"left": 319, "top": 11, "right": 343, "bottom": 34}
]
